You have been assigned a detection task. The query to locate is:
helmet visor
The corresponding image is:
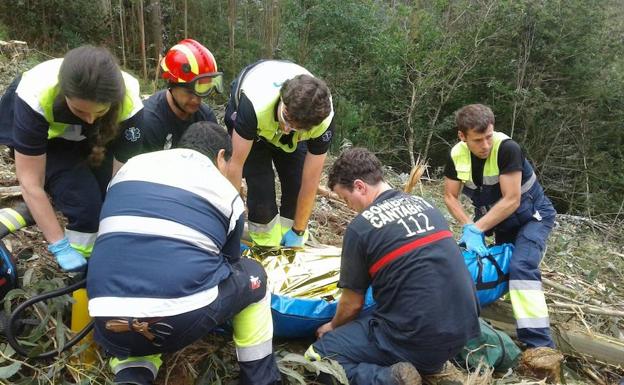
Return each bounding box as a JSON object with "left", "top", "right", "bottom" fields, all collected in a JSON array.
[{"left": 187, "top": 72, "right": 224, "bottom": 97}]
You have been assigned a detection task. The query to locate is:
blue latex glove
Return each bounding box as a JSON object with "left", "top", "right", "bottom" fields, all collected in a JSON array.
[
  {"left": 48, "top": 237, "right": 87, "bottom": 272},
  {"left": 460, "top": 224, "right": 489, "bottom": 257},
  {"left": 281, "top": 228, "right": 305, "bottom": 247},
  {"left": 240, "top": 242, "right": 250, "bottom": 254}
]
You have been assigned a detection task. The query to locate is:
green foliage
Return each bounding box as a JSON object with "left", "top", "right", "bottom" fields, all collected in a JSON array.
[
  {"left": 0, "top": 22, "right": 9, "bottom": 40},
  {"left": 0, "top": 0, "right": 112, "bottom": 53},
  {"left": 0, "top": 0, "right": 622, "bottom": 217}
]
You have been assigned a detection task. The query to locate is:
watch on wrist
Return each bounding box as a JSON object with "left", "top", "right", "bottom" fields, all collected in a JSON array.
[{"left": 292, "top": 227, "right": 305, "bottom": 236}]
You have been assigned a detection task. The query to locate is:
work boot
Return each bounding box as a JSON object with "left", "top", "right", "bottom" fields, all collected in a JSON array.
[
  {"left": 114, "top": 367, "right": 155, "bottom": 385},
  {"left": 390, "top": 362, "right": 422, "bottom": 385},
  {"left": 517, "top": 346, "right": 564, "bottom": 384},
  {"left": 422, "top": 361, "right": 464, "bottom": 385}
]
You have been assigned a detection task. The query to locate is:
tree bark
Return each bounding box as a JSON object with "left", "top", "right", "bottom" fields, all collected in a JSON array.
[
  {"left": 137, "top": 0, "right": 148, "bottom": 80},
  {"left": 263, "top": 0, "right": 280, "bottom": 58},
  {"left": 228, "top": 0, "right": 237, "bottom": 52},
  {"left": 148, "top": 0, "right": 163, "bottom": 62},
  {"left": 119, "top": 0, "right": 126, "bottom": 67},
  {"left": 481, "top": 301, "right": 624, "bottom": 367},
  {"left": 184, "top": 0, "right": 188, "bottom": 38},
  {"left": 510, "top": 16, "right": 535, "bottom": 138}
]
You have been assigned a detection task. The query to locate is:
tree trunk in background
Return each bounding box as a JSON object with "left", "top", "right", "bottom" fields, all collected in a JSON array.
[
  {"left": 263, "top": 0, "right": 280, "bottom": 58},
  {"left": 510, "top": 14, "right": 535, "bottom": 138},
  {"left": 228, "top": 0, "right": 237, "bottom": 52},
  {"left": 102, "top": 0, "right": 115, "bottom": 45},
  {"left": 41, "top": 4, "right": 48, "bottom": 50},
  {"left": 148, "top": 0, "right": 163, "bottom": 62},
  {"left": 184, "top": 0, "right": 188, "bottom": 38},
  {"left": 137, "top": 0, "right": 148, "bottom": 80},
  {"left": 129, "top": 2, "right": 137, "bottom": 63},
  {"left": 119, "top": 0, "right": 126, "bottom": 67}
]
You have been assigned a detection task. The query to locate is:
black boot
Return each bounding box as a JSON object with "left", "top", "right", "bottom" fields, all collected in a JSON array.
[{"left": 114, "top": 367, "right": 156, "bottom": 385}]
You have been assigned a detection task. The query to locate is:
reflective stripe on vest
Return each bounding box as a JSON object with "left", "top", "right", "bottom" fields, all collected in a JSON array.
[
  {"left": 450, "top": 131, "right": 537, "bottom": 202},
  {"left": 16, "top": 58, "right": 142, "bottom": 141},
  {"left": 233, "top": 291, "right": 274, "bottom": 362},
  {"left": 238, "top": 60, "right": 333, "bottom": 153},
  {"left": 451, "top": 131, "right": 509, "bottom": 187}
]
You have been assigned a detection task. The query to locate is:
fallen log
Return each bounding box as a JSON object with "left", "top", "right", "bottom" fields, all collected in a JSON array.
[
  {"left": 0, "top": 185, "right": 21, "bottom": 199},
  {"left": 481, "top": 301, "right": 624, "bottom": 367}
]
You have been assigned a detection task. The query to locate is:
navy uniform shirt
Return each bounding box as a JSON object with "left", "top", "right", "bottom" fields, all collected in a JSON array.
[
  {"left": 118, "top": 90, "right": 217, "bottom": 162},
  {"left": 340, "top": 189, "right": 480, "bottom": 348}
]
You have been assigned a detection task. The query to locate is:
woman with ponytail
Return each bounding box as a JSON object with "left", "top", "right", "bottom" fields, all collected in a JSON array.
[{"left": 0, "top": 45, "right": 142, "bottom": 271}]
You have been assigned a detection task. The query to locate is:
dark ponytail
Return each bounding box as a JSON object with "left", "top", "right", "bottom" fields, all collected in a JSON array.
[{"left": 59, "top": 45, "right": 125, "bottom": 166}]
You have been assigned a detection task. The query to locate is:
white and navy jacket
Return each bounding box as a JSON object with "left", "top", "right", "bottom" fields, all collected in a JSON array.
[{"left": 86, "top": 148, "right": 245, "bottom": 318}]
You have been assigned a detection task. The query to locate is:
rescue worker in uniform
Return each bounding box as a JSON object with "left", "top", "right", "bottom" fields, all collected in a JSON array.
[
  {"left": 306, "top": 147, "right": 480, "bottom": 385},
  {"left": 224, "top": 60, "right": 334, "bottom": 248},
  {"left": 0, "top": 45, "right": 142, "bottom": 271},
  {"left": 120, "top": 39, "right": 221, "bottom": 160},
  {"left": 87, "top": 121, "right": 281, "bottom": 385},
  {"left": 443, "top": 104, "right": 562, "bottom": 381}
]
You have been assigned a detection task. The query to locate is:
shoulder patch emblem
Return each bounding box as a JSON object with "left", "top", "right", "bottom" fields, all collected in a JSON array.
[
  {"left": 321, "top": 130, "right": 333, "bottom": 142},
  {"left": 124, "top": 127, "right": 141, "bottom": 142},
  {"left": 249, "top": 275, "right": 262, "bottom": 290}
]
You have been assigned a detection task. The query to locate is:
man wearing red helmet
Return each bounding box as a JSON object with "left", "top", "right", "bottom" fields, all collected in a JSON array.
[
  {"left": 117, "top": 39, "right": 222, "bottom": 163},
  {"left": 224, "top": 60, "right": 334, "bottom": 248}
]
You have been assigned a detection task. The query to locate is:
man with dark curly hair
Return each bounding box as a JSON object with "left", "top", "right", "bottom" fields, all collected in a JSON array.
[
  {"left": 224, "top": 60, "right": 334, "bottom": 248},
  {"left": 305, "top": 147, "right": 480, "bottom": 385}
]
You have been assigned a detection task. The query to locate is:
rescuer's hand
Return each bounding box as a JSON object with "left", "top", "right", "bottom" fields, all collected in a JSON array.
[
  {"left": 48, "top": 237, "right": 87, "bottom": 272},
  {"left": 460, "top": 224, "right": 489, "bottom": 257}
]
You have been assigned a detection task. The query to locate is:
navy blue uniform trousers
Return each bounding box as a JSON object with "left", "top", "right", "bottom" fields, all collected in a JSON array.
[
  {"left": 311, "top": 315, "right": 463, "bottom": 385},
  {"left": 495, "top": 192, "right": 556, "bottom": 348},
  {"left": 44, "top": 139, "right": 111, "bottom": 235},
  {"left": 93, "top": 258, "right": 281, "bottom": 385}
]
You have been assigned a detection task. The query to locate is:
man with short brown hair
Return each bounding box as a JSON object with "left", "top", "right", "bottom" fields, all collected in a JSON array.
[
  {"left": 225, "top": 60, "right": 334, "bottom": 248},
  {"left": 444, "top": 103, "right": 562, "bottom": 382}
]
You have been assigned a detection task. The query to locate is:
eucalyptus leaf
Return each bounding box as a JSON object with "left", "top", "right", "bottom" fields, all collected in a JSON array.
[
  {"left": 55, "top": 310, "right": 66, "bottom": 353},
  {"left": 278, "top": 366, "right": 307, "bottom": 385},
  {"left": 3, "top": 288, "right": 27, "bottom": 313},
  {"left": 21, "top": 268, "right": 34, "bottom": 287},
  {"left": 2, "top": 343, "right": 15, "bottom": 358},
  {"left": 0, "top": 361, "right": 21, "bottom": 379}
]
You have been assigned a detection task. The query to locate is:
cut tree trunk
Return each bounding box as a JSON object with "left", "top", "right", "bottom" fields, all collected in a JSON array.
[{"left": 481, "top": 301, "right": 624, "bottom": 367}]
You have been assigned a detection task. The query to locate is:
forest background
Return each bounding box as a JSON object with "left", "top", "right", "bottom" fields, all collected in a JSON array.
[{"left": 0, "top": 0, "right": 623, "bottom": 223}]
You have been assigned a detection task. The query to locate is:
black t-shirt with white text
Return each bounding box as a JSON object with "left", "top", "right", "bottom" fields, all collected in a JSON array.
[{"left": 340, "top": 189, "right": 480, "bottom": 348}]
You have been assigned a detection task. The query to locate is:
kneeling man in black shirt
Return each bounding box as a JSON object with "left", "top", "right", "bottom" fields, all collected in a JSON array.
[{"left": 305, "top": 147, "right": 480, "bottom": 385}]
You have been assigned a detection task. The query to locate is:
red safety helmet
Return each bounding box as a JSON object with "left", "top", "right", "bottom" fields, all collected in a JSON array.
[{"left": 161, "top": 39, "right": 223, "bottom": 96}]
